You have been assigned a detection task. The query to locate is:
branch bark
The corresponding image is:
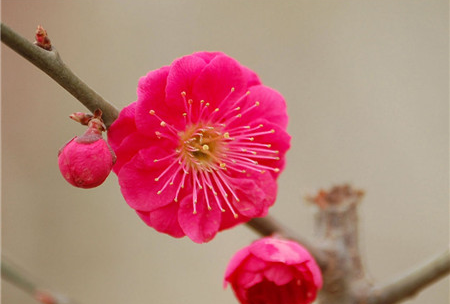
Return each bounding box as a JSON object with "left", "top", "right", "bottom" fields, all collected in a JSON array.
[
  {"left": 2, "top": 256, "right": 80, "bottom": 304},
  {"left": 1, "top": 23, "right": 119, "bottom": 127},
  {"left": 367, "top": 248, "right": 450, "bottom": 304}
]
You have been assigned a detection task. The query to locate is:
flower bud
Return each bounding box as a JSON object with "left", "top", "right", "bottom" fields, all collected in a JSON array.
[
  {"left": 224, "top": 237, "right": 322, "bottom": 304},
  {"left": 34, "top": 25, "right": 52, "bottom": 50},
  {"left": 58, "top": 110, "right": 116, "bottom": 189}
]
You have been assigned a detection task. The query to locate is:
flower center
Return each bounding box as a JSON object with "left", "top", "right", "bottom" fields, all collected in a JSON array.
[{"left": 179, "top": 124, "right": 224, "bottom": 167}]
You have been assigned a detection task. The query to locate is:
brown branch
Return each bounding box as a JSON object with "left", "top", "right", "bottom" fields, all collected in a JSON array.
[
  {"left": 367, "top": 248, "right": 450, "bottom": 304},
  {"left": 247, "top": 216, "right": 327, "bottom": 269},
  {"left": 1, "top": 23, "right": 119, "bottom": 127},
  {"left": 2, "top": 256, "right": 80, "bottom": 304}
]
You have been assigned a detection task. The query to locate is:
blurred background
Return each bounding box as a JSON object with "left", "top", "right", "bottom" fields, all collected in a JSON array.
[{"left": 2, "top": 1, "right": 448, "bottom": 303}]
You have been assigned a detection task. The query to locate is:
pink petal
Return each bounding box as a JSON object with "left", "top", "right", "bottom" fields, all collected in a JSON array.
[
  {"left": 192, "top": 51, "right": 224, "bottom": 63},
  {"left": 118, "top": 146, "right": 178, "bottom": 211},
  {"left": 231, "top": 171, "right": 277, "bottom": 218},
  {"left": 136, "top": 202, "right": 185, "bottom": 238},
  {"left": 219, "top": 208, "right": 250, "bottom": 231},
  {"left": 165, "top": 55, "right": 207, "bottom": 113},
  {"left": 111, "top": 132, "right": 155, "bottom": 174},
  {"left": 249, "top": 238, "right": 311, "bottom": 265},
  {"left": 247, "top": 280, "right": 309, "bottom": 304},
  {"left": 135, "top": 66, "right": 184, "bottom": 134},
  {"left": 236, "top": 271, "right": 264, "bottom": 289},
  {"left": 224, "top": 246, "right": 251, "bottom": 287},
  {"left": 178, "top": 193, "right": 222, "bottom": 243},
  {"left": 295, "top": 260, "right": 323, "bottom": 289},
  {"left": 107, "top": 102, "right": 137, "bottom": 151},
  {"left": 242, "top": 255, "right": 268, "bottom": 272},
  {"left": 239, "top": 119, "right": 291, "bottom": 178},
  {"left": 241, "top": 85, "right": 288, "bottom": 129},
  {"left": 263, "top": 263, "right": 294, "bottom": 286},
  {"left": 192, "top": 55, "right": 247, "bottom": 112},
  {"left": 241, "top": 65, "right": 261, "bottom": 87}
]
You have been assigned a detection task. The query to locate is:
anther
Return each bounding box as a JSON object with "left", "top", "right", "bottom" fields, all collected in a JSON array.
[
  {"left": 160, "top": 121, "right": 167, "bottom": 127},
  {"left": 181, "top": 91, "right": 186, "bottom": 96},
  {"left": 202, "top": 144, "right": 209, "bottom": 151},
  {"left": 149, "top": 110, "right": 155, "bottom": 115},
  {"left": 255, "top": 101, "right": 260, "bottom": 106}
]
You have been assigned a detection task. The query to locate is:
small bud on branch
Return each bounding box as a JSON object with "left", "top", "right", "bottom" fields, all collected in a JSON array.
[{"left": 34, "top": 25, "right": 52, "bottom": 50}]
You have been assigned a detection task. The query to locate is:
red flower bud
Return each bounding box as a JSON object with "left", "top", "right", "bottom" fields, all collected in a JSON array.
[
  {"left": 58, "top": 110, "right": 116, "bottom": 189},
  {"left": 34, "top": 25, "right": 52, "bottom": 50}
]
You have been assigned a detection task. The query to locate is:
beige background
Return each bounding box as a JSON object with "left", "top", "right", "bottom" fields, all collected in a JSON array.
[{"left": 2, "top": 1, "right": 448, "bottom": 303}]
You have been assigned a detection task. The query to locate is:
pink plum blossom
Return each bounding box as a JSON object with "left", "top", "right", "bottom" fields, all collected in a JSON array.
[
  {"left": 224, "top": 237, "right": 323, "bottom": 304},
  {"left": 108, "top": 52, "right": 290, "bottom": 243}
]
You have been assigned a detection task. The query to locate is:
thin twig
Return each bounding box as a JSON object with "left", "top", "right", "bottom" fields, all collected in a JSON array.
[
  {"left": 1, "top": 23, "right": 119, "bottom": 127},
  {"left": 2, "top": 256, "right": 79, "bottom": 304},
  {"left": 367, "top": 248, "right": 450, "bottom": 304},
  {"left": 247, "top": 216, "right": 326, "bottom": 269}
]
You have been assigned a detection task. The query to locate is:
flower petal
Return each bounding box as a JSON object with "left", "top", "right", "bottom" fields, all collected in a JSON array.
[
  {"left": 224, "top": 246, "right": 251, "bottom": 287},
  {"left": 165, "top": 55, "right": 207, "bottom": 113},
  {"left": 107, "top": 102, "right": 137, "bottom": 151},
  {"left": 178, "top": 192, "right": 222, "bottom": 243},
  {"left": 192, "top": 55, "right": 247, "bottom": 111},
  {"left": 135, "top": 66, "right": 184, "bottom": 134},
  {"left": 249, "top": 238, "right": 311, "bottom": 265},
  {"left": 231, "top": 171, "right": 277, "bottom": 218},
  {"left": 263, "top": 263, "right": 294, "bottom": 286},
  {"left": 295, "top": 261, "right": 323, "bottom": 290},
  {"left": 241, "top": 65, "right": 261, "bottom": 87},
  {"left": 136, "top": 202, "right": 184, "bottom": 238},
  {"left": 111, "top": 132, "right": 155, "bottom": 174},
  {"left": 236, "top": 271, "right": 264, "bottom": 289},
  {"left": 242, "top": 255, "right": 268, "bottom": 272},
  {"left": 118, "top": 146, "right": 178, "bottom": 211},
  {"left": 219, "top": 207, "right": 250, "bottom": 231},
  {"left": 192, "top": 51, "right": 224, "bottom": 63},
  {"left": 241, "top": 85, "right": 288, "bottom": 129}
]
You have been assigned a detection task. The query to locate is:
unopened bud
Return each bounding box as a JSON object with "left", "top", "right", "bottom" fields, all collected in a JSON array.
[
  {"left": 34, "top": 25, "right": 52, "bottom": 50},
  {"left": 58, "top": 110, "right": 116, "bottom": 189}
]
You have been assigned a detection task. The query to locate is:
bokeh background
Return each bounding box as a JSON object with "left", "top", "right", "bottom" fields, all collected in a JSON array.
[{"left": 2, "top": 1, "right": 448, "bottom": 303}]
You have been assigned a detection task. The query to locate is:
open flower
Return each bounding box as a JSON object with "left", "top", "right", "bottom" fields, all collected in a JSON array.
[
  {"left": 224, "top": 237, "right": 322, "bottom": 304},
  {"left": 108, "top": 52, "right": 290, "bottom": 243}
]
